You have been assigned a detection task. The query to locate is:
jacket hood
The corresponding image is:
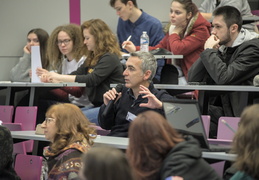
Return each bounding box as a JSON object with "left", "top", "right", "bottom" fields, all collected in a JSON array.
[
  {"left": 163, "top": 136, "right": 202, "bottom": 169},
  {"left": 232, "top": 28, "right": 259, "bottom": 47},
  {"left": 191, "top": 13, "right": 211, "bottom": 34},
  {"left": 219, "top": 28, "right": 259, "bottom": 52}
]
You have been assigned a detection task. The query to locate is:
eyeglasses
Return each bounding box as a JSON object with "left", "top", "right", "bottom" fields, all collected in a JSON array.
[
  {"left": 44, "top": 117, "right": 55, "bottom": 124},
  {"left": 57, "top": 39, "right": 71, "bottom": 46}
]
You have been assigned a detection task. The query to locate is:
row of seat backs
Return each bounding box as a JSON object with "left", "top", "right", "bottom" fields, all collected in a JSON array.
[
  {"left": 201, "top": 115, "right": 240, "bottom": 140},
  {"left": 201, "top": 116, "right": 240, "bottom": 178},
  {"left": 0, "top": 105, "right": 37, "bottom": 128},
  {"left": 0, "top": 106, "right": 41, "bottom": 179},
  {"left": 1, "top": 106, "right": 38, "bottom": 154},
  {"left": 2, "top": 106, "right": 37, "bottom": 131},
  {"left": 0, "top": 105, "right": 14, "bottom": 123},
  {"left": 14, "top": 154, "right": 43, "bottom": 180}
]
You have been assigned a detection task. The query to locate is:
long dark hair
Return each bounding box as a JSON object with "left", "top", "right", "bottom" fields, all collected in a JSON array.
[{"left": 27, "top": 28, "right": 49, "bottom": 69}]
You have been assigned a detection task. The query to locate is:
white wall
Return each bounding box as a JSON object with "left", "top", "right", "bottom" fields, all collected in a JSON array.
[
  {"left": 0, "top": 0, "right": 69, "bottom": 81},
  {"left": 0, "top": 0, "right": 203, "bottom": 81}
]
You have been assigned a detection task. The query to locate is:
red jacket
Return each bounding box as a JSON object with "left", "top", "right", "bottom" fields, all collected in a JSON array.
[{"left": 139, "top": 13, "right": 211, "bottom": 79}]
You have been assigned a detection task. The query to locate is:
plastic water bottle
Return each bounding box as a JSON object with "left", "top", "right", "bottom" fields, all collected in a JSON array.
[{"left": 140, "top": 31, "right": 149, "bottom": 52}]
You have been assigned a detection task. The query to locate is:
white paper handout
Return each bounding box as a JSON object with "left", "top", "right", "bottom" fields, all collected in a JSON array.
[{"left": 31, "top": 46, "right": 43, "bottom": 83}]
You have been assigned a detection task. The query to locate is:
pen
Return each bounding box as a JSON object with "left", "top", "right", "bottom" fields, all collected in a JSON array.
[
  {"left": 221, "top": 119, "right": 236, "bottom": 133},
  {"left": 122, "top": 35, "right": 132, "bottom": 49}
]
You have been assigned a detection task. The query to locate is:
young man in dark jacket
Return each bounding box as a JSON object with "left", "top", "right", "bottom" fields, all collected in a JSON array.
[
  {"left": 98, "top": 51, "right": 173, "bottom": 137},
  {"left": 188, "top": 6, "right": 259, "bottom": 137}
]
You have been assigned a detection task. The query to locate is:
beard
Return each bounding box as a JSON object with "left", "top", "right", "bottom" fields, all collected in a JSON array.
[{"left": 218, "top": 31, "right": 231, "bottom": 46}]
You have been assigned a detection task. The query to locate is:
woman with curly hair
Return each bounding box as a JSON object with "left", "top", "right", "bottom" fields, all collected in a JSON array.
[
  {"left": 41, "top": 103, "right": 96, "bottom": 180},
  {"left": 127, "top": 110, "right": 220, "bottom": 180},
  {"left": 36, "top": 24, "right": 92, "bottom": 107},
  {"left": 230, "top": 104, "right": 259, "bottom": 180},
  {"left": 39, "top": 19, "right": 124, "bottom": 124},
  {"left": 40, "top": 19, "right": 124, "bottom": 106},
  {"left": 44, "top": 24, "right": 87, "bottom": 74}
]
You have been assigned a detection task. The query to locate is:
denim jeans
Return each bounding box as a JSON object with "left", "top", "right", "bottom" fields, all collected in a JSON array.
[{"left": 81, "top": 107, "right": 100, "bottom": 126}]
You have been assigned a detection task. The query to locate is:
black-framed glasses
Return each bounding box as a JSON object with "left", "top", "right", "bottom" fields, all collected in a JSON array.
[
  {"left": 44, "top": 117, "right": 55, "bottom": 124},
  {"left": 57, "top": 39, "right": 71, "bottom": 46}
]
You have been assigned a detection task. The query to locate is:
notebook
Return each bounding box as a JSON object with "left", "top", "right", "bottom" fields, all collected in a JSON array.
[{"left": 163, "top": 99, "right": 231, "bottom": 152}]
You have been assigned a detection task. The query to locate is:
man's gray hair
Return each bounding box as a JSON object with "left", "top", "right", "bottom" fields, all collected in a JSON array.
[{"left": 130, "top": 51, "right": 157, "bottom": 82}]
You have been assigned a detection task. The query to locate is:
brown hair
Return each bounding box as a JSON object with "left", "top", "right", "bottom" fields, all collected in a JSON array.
[
  {"left": 172, "top": 0, "right": 198, "bottom": 16},
  {"left": 82, "top": 146, "right": 134, "bottom": 180},
  {"left": 127, "top": 111, "right": 184, "bottom": 180},
  {"left": 47, "top": 24, "right": 86, "bottom": 72},
  {"left": 27, "top": 28, "right": 49, "bottom": 69},
  {"left": 213, "top": 6, "right": 242, "bottom": 32},
  {"left": 46, "top": 103, "right": 96, "bottom": 154},
  {"left": 232, "top": 104, "right": 259, "bottom": 179},
  {"left": 81, "top": 19, "right": 121, "bottom": 67},
  {"left": 110, "top": 0, "right": 138, "bottom": 8},
  {"left": 166, "top": 0, "right": 198, "bottom": 37}
]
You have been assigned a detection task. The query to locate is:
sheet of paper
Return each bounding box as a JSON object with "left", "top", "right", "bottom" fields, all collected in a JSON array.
[{"left": 31, "top": 46, "right": 43, "bottom": 83}]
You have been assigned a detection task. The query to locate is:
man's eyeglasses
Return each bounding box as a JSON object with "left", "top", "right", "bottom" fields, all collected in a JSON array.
[
  {"left": 44, "top": 117, "right": 55, "bottom": 124},
  {"left": 57, "top": 39, "right": 71, "bottom": 46}
]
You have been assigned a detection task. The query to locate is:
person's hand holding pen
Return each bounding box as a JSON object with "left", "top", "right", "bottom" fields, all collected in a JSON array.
[
  {"left": 122, "top": 35, "right": 137, "bottom": 53},
  {"left": 122, "top": 35, "right": 131, "bottom": 48}
]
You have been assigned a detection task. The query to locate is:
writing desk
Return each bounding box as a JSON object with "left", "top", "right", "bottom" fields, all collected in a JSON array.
[
  {"left": 11, "top": 130, "right": 236, "bottom": 161},
  {"left": 242, "top": 15, "right": 259, "bottom": 24},
  {"left": 111, "top": 84, "right": 259, "bottom": 91},
  {"left": 122, "top": 54, "right": 183, "bottom": 59},
  {"left": 0, "top": 82, "right": 30, "bottom": 105},
  {"left": 0, "top": 82, "right": 85, "bottom": 106},
  {"left": 153, "top": 84, "right": 259, "bottom": 92},
  {"left": 26, "top": 82, "right": 86, "bottom": 106},
  {"left": 153, "top": 84, "right": 259, "bottom": 114}
]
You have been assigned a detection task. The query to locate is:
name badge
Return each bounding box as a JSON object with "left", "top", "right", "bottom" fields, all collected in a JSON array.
[{"left": 126, "top": 112, "right": 137, "bottom": 122}]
